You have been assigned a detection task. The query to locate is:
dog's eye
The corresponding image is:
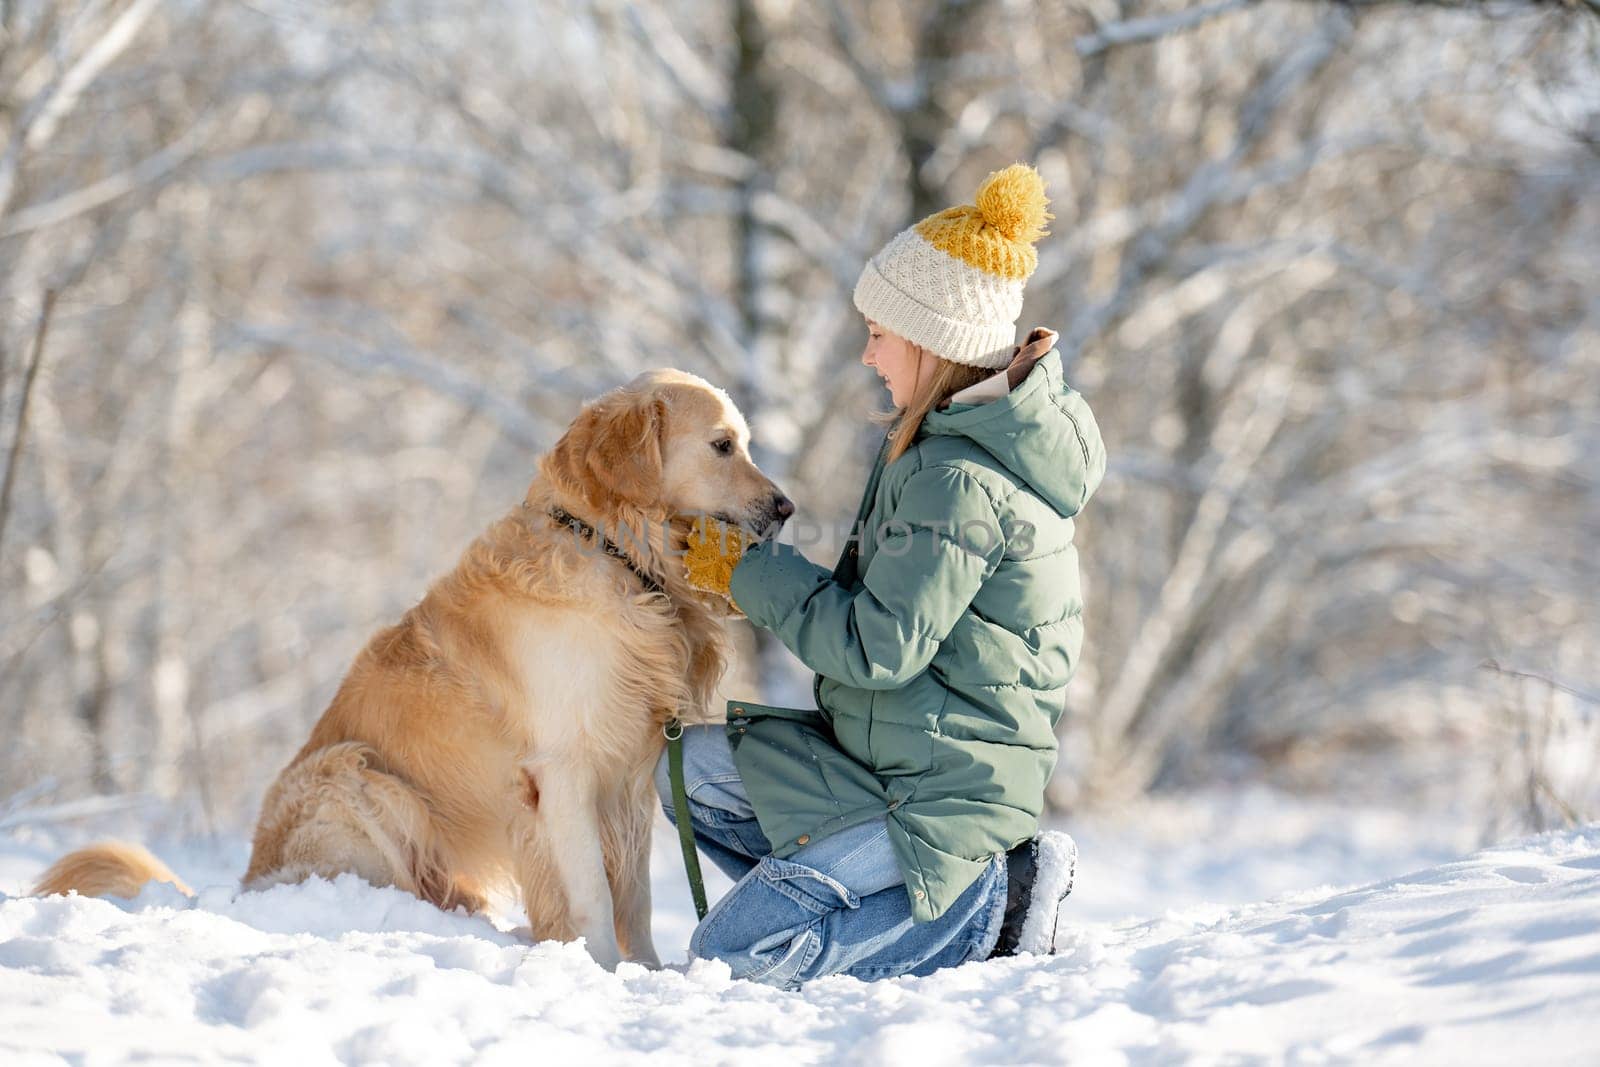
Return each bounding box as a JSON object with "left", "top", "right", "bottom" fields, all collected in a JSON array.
[{"left": 712, "top": 439, "right": 734, "bottom": 455}]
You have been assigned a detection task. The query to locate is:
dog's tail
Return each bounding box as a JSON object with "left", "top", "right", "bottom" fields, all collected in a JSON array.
[{"left": 32, "top": 841, "right": 194, "bottom": 899}]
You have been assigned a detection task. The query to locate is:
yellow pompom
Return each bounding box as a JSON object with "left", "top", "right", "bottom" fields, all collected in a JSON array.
[{"left": 974, "top": 163, "right": 1052, "bottom": 245}]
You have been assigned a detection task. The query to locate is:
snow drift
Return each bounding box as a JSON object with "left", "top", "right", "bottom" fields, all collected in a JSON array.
[{"left": 2, "top": 824, "right": 1597, "bottom": 1065}]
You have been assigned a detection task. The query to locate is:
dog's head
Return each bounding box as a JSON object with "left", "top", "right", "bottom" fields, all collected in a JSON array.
[{"left": 540, "top": 369, "right": 793, "bottom": 538}]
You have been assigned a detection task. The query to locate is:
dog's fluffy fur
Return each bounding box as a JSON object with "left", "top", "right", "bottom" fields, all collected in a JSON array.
[
  {"left": 33, "top": 369, "right": 788, "bottom": 968},
  {"left": 33, "top": 841, "right": 193, "bottom": 899}
]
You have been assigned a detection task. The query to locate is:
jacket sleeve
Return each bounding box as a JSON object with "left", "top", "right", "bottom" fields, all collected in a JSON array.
[{"left": 727, "top": 465, "right": 1001, "bottom": 690}]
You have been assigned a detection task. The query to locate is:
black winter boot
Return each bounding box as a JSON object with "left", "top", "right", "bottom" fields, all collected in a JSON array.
[{"left": 989, "top": 830, "right": 1077, "bottom": 958}]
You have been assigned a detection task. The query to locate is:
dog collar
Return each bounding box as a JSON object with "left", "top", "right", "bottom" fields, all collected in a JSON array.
[{"left": 541, "top": 504, "right": 668, "bottom": 598}]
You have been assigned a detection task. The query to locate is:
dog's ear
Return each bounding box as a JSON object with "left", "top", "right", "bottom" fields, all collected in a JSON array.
[
  {"left": 545, "top": 391, "right": 666, "bottom": 510},
  {"left": 592, "top": 393, "right": 667, "bottom": 506}
]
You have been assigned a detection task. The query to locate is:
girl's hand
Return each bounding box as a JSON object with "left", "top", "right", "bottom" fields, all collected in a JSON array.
[{"left": 683, "top": 515, "right": 750, "bottom": 613}]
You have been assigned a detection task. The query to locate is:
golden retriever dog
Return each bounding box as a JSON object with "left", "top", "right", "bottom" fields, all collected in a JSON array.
[{"left": 34, "top": 368, "right": 792, "bottom": 969}]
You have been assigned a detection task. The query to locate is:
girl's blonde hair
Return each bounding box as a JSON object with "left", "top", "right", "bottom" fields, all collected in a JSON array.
[{"left": 867, "top": 344, "right": 995, "bottom": 464}]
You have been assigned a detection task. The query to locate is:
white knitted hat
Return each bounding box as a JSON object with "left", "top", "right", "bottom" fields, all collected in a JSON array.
[{"left": 853, "top": 163, "right": 1052, "bottom": 369}]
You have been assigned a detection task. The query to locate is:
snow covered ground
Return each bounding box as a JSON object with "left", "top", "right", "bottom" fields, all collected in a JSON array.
[{"left": 2, "top": 791, "right": 1597, "bottom": 1065}]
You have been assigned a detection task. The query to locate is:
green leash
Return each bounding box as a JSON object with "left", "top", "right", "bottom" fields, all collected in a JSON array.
[{"left": 664, "top": 718, "right": 709, "bottom": 921}]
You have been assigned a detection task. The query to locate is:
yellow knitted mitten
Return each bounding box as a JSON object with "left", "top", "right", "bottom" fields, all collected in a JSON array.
[{"left": 683, "top": 515, "right": 750, "bottom": 612}]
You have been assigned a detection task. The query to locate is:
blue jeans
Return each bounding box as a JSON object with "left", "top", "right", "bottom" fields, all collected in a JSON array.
[{"left": 653, "top": 724, "right": 1007, "bottom": 989}]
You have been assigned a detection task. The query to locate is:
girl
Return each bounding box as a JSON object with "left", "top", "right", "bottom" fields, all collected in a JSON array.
[{"left": 665, "top": 163, "right": 1106, "bottom": 988}]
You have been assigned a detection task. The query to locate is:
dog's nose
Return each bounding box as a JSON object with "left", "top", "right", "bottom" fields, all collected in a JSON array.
[{"left": 773, "top": 494, "right": 795, "bottom": 520}]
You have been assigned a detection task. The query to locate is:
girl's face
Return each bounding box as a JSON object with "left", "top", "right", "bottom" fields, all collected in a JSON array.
[{"left": 860, "top": 318, "right": 928, "bottom": 408}]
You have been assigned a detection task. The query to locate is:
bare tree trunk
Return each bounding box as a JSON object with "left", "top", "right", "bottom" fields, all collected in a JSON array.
[
  {"left": 0, "top": 289, "right": 55, "bottom": 559},
  {"left": 71, "top": 606, "right": 115, "bottom": 794}
]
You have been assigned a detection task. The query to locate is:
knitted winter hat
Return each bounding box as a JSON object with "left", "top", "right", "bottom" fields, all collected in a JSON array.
[{"left": 853, "top": 163, "right": 1052, "bottom": 369}]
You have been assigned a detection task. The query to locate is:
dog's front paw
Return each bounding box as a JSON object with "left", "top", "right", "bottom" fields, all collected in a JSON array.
[{"left": 575, "top": 929, "right": 625, "bottom": 971}]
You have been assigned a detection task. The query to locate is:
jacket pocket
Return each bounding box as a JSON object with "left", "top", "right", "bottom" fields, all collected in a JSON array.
[{"left": 864, "top": 677, "right": 944, "bottom": 779}]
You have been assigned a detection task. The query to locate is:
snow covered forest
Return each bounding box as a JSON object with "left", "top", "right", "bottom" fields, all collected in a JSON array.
[
  {"left": 3, "top": 0, "right": 1594, "bottom": 837},
  {"left": 2, "top": 0, "right": 1599, "bottom": 1061}
]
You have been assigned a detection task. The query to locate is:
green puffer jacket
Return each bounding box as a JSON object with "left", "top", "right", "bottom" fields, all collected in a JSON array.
[{"left": 724, "top": 337, "right": 1106, "bottom": 923}]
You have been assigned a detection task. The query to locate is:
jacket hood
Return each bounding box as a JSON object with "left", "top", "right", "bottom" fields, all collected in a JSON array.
[{"left": 916, "top": 334, "right": 1107, "bottom": 518}]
